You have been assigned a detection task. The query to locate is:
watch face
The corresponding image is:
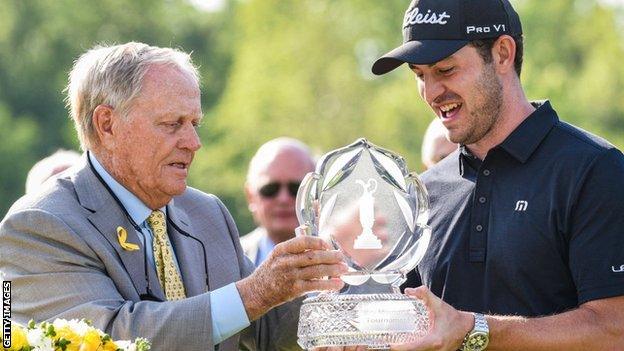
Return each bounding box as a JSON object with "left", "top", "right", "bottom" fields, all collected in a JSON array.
[{"left": 464, "top": 331, "right": 489, "bottom": 351}]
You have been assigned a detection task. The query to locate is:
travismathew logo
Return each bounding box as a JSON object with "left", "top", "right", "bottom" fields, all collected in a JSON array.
[
  {"left": 403, "top": 7, "right": 451, "bottom": 28},
  {"left": 514, "top": 200, "right": 528, "bottom": 212},
  {"left": 2, "top": 281, "right": 10, "bottom": 349}
]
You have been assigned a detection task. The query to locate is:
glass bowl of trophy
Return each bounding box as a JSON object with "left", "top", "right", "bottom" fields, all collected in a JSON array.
[{"left": 296, "top": 138, "right": 431, "bottom": 350}]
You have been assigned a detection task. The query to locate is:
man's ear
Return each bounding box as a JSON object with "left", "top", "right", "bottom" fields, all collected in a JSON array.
[
  {"left": 245, "top": 183, "right": 257, "bottom": 213},
  {"left": 492, "top": 35, "right": 516, "bottom": 75},
  {"left": 92, "top": 105, "right": 116, "bottom": 150}
]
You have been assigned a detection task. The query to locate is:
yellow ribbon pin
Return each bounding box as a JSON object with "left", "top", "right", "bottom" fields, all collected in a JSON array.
[{"left": 117, "top": 226, "right": 140, "bottom": 251}]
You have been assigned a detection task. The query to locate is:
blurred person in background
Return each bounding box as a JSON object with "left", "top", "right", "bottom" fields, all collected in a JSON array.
[
  {"left": 242, "top": 137, "right": 316, "bottom": 267},
  {"left": 0, "top": 42, "right": 347, "bottom": 351},
  {"left": 421, "top": 118, "right": 457, "bottom": 169},
  {"left": 372, "top": 0, "right": 624, "bottom": 349},
  {"left": 25, "top": 149, "right": 81, "bottom": 194}
]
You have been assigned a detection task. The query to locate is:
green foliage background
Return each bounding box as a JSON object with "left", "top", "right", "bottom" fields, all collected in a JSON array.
[{"left": 1, "top": 0, "right": 623, "bottom": 235}]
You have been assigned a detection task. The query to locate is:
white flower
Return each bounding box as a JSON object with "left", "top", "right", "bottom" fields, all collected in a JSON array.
[
  {"left": 54, "top": 318, "right": 92, "bottom": 336},
  {"left": 26, "top": 327, "right": 54, "bottom": 351},
  {"left": 116, "top": 340, "right": 133, "bottom": 351},
  {"left": 10, "top": 318, "right": 150, "bottom": 351}
]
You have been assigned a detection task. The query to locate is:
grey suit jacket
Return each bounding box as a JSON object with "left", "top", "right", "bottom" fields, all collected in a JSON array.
[
  {"left": 240, "top": 227, "right": 267, "bottom": 265},
  {"left": 0, "top": 157, "right": 300, "bottom": 351}
]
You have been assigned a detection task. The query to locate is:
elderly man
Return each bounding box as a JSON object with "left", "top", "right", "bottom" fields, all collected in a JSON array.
[
  {"left": 25, "top": 149, "right": 81, "bottom": 194},
  {"left": 420, "top": 119, "right": 457, "bottom": 170},
  {"left": 242, "top": 138, "right": 315, "bottom": 266},
  {"left": 0, "top": 42, "right": 346, "bottom": 351},
  {"left": 373, "top": 0, "right": 624, "bottom": 350}
]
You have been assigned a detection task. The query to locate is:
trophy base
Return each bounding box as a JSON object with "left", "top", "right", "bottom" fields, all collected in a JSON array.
[{"left": 297, "top": 293, "right": 429, "bottom": 350}]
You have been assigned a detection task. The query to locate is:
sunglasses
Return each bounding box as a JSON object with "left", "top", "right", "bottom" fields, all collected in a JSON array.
[{"left": 258, "top": 181, "right": 301, "bottom": 198}]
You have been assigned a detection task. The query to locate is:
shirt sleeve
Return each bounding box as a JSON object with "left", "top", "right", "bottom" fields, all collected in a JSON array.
[
  {"left": 210, "top": 282, "right": 250, "bottom": 344},
  {"left": 569, "top": 148, "right": 624, "bottom": 304},
  {"left": 401, "top": 268, "right": 423, "bottom": 292}
]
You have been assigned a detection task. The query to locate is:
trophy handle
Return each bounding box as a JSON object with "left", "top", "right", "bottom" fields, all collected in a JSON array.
[
  {"left": 295, "top": 172, "right": 319, "bottom": 231},
  {"left": 407, "top": 172, "right": 430, "bottom": 227}
]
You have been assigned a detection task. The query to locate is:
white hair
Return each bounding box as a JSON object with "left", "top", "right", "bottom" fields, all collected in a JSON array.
[
  {"left": 26, "top": 149, "right": 81, "bottom": 194},
  {"left": 246, "top": 137, "right": 315, "bottom": 187},
  {"left": 65, "top": 42, "right": 200, "bottom": 151},
  {"left": 421, "top": 118, "right": 457, "bottom": 169}
]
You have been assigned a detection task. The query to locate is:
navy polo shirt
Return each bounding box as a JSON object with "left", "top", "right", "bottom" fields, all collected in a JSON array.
[{"left": 405, "top": 101, "right": 624, "bottom": 317}]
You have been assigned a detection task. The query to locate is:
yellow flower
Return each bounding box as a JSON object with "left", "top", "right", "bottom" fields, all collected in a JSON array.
[
  {"left": 78, "top": 329, "right": 102, "bottom": 351},
  {"left": 55, "top": 325, "right": 81, "bottom": 351},
  {"left": 2, "top": 319, "right": 149, "bottom": 351},
  {"left": 102, "top": 339, "right": 119, "bottom": 351},
  {"left": 4, "top": 323, "right": 29, "bottom": 351}
]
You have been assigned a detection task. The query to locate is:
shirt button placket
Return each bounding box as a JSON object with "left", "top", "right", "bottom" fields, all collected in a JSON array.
[{"left": 470, "top": 164, "right": 493, "bottom": 262}]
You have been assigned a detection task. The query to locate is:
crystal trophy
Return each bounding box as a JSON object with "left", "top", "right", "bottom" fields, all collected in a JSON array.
[{"left": 296, "top": 138, "right": 431, "bottom": 349}]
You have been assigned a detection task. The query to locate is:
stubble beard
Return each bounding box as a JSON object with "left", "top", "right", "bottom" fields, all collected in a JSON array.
[{"left": 453, "top": 63, "right": 503, "bottom": 145}]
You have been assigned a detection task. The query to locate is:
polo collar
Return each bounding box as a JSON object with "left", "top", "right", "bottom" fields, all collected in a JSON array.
[
  {"left": 458, "top": 145, "right": 480, "bottom": 177},
  {"left": 498, "top": 100, "right": 558, "bottom": 163},
  {"left": 458, "top": 100, "right": 559, "bottom": 175}
]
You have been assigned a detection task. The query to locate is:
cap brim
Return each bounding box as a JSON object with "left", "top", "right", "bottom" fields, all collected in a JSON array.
[{"left": 371, "top": 40, "right": 468, "bottom": 75}]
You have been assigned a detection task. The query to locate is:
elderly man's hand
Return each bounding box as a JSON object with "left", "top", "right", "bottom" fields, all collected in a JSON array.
[
  {"left": 236, "top": 236, "right": 347, "bottom": 321},
  {"left": 390, "top": 287, "right": 474, "bottom": 351}
]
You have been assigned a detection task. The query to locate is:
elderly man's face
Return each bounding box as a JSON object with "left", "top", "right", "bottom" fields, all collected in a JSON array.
[
  {"left": 107, "top": 64, "right": 202, "bottom": 209},
  {"left": 247, "top": 149, "right": 314, "bottom": 243}
]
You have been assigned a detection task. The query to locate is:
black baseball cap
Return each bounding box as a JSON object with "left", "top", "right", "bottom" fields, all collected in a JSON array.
[{"left": 371, "top": 0, "right": 522, "bottom": 75}]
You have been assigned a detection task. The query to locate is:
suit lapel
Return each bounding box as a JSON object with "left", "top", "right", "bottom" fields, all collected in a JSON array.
[
  {"left": 74, "top": 156, "right": 165, "bottom": 301},
  {"left": 167, "top": 201, "right": 208, "bottom": 296},
  {"left": 243, "top": 227, "right": 266, "bottom": 265}
]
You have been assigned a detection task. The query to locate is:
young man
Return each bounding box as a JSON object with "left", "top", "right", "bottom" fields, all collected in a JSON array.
[
  {"left": 421, "top": 118, "right": 457, "bottom": 169},
  {"left": 372, "top": 0, "right": 624, "bottom": 350}
]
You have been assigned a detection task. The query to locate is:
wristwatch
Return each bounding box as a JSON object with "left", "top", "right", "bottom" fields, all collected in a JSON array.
[{"left": 460, "top": 313, "right": 489, "bottom": 351}]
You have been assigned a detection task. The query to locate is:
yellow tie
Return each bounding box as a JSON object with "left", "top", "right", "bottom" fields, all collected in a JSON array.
[{"left": 146, "top": 210, "right": 186, "bottom": 301}]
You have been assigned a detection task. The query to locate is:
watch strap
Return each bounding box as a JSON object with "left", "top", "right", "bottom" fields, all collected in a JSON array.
[{"left": 460, "top": 313, "right": 489, "bottom": 351}]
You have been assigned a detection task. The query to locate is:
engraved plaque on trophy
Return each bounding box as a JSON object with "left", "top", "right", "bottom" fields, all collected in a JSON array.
[{"left": 296, "top": 138, "right": 431, "bottom": 349}]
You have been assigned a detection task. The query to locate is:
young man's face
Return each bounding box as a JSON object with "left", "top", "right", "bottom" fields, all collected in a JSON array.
[{"left": 411, "top": 44, "right": 503, "bottom": 146}]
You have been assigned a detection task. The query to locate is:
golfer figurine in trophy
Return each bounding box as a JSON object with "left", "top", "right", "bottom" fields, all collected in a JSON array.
[
  {"left": 354, "top": 178, "right": 383, "bottom": 250},
  {"left": 295, "top": 138, "right": 431, "bottom": 349}
]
